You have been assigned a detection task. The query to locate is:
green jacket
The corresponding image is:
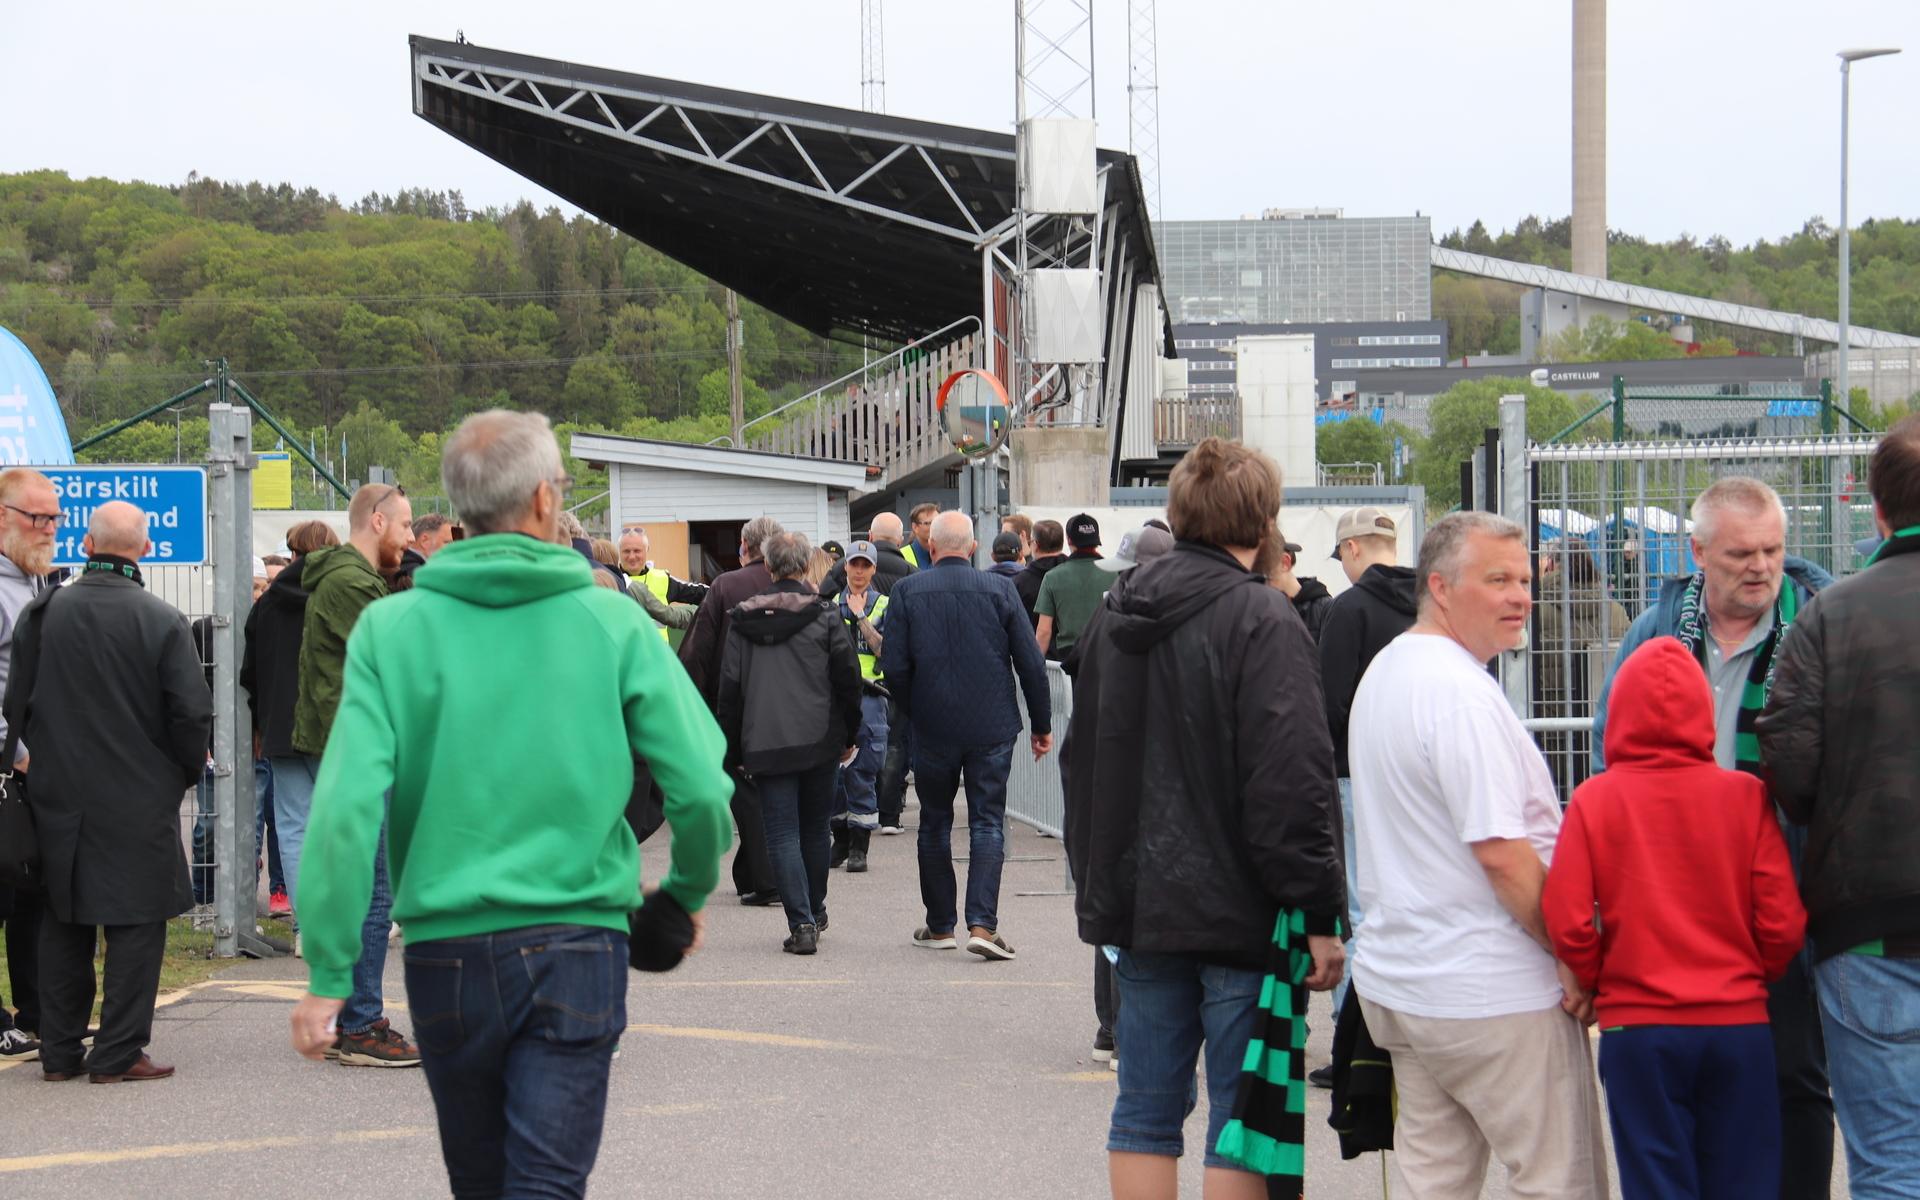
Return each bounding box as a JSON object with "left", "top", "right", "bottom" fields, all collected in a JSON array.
[
  {"left": 291, "top": 543, "right": 387, "bottom": 756},
  {"left": 297, "top": 534, "right": 735, "bottom": 999}
]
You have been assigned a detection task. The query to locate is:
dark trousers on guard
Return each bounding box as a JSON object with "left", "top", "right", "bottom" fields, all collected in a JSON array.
[
  {"left": 36, "top": 912, "right": 166, "bottom": 1076},
  {"left": 1598, "top": 1023, "right": 1779, "bottom": 1200}
]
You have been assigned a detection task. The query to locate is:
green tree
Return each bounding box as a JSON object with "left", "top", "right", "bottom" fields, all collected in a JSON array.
[
  {"left": 561, "top": 353, "right": 639, "bottom": 429},
  {"left": 1315, "top": 415, "right": 1393, "bottom": 470},
  {"left": 1413, "top": 377, "right": 1583, "bottom": 509}
]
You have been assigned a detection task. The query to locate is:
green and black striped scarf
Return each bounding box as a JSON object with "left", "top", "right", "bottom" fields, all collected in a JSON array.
[
  {"left": 1672, "top": 571, "right": 1798, "bottom": 778},
  {"left": 1213, "top": 908, "right": 1310, "bottom": 1196}
]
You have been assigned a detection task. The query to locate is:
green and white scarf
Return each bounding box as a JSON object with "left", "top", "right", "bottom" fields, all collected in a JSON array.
[
  {"left": 1672, "top": 571, "right": 1798, "bottom": 778},
  {"left": 1213, "top": 908, "right": 1310, "bottom": 1196}
]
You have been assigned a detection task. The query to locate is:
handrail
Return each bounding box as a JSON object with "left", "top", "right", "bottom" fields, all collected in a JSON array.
[{"left": 710, "top": 315, "right": 984, "bottom": 445}]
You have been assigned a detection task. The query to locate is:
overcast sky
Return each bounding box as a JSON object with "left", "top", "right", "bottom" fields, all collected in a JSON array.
[{"left": 6, "top": 1, "right": 1916, "bottom": 247}]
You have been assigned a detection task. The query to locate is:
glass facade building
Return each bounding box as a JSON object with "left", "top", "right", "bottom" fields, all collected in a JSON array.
[{"left": 1157, "top": 215, "right": 1432, "bottom": 325}]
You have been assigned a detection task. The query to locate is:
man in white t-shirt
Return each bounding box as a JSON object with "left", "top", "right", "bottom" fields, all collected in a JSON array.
[{"left": 1348, "top": 511, "right": 1609, "bottom": 1199}]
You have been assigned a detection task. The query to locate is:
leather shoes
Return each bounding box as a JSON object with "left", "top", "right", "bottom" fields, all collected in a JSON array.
[
  {"left": 738, "top": 889, "right": 781, "bottom": 907},
  {"left": 42, "top": 1067, "right": 83, "bottom": 1082},
  {"left": 89, "top": 1054, "right": 174, "bottom": 1084}
]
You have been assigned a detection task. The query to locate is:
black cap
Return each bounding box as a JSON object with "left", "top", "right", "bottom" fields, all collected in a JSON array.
[
  {"left": 822, "top": 540, "right": 845, "bottom": 559},
  {"left": 991, "top": 532, "right": 1024, "bottom": 561},
  {"left": 1066, "top": 513, "right": 1100, "bottom": 548}
]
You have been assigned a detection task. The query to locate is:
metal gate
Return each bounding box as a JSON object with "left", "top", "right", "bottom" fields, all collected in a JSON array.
[{"left": 1493, "top": 394, "right": 1879, "bottom": 796}]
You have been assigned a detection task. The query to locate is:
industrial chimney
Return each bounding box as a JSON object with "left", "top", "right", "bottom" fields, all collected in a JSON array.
[{"left": 1572, "top": 0, "right": 1606, "bottom": 278}]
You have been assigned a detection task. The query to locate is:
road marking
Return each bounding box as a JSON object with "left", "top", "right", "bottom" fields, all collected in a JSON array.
[
  {"left": 0, "top": 1126, "right": 433, "bottom": 1174},
  {"left": 1055, "top": 1070, "right": 1117, "bottom": 1082},
  {"left": 625, "top": 1023, "right": 866, "bottom": 1051}
]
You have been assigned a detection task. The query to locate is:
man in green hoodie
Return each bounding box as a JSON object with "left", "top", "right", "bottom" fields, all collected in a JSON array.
[
  {"left": 284, "top": 481, "right": 418, "bottom": 1066},
  {"left": 289, "top": 410, "right": 733, "bottom": 1199}
]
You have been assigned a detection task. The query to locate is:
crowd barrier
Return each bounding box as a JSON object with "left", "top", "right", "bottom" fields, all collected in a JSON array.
[{"left": 1005, "top": 662, "right": 1073, "bottom": 839}]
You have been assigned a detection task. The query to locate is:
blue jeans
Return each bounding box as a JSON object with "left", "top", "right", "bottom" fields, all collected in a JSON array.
[
  {"left": 1331, "top": 776, "right": 1362, "bottom": 1017},
  {"left": 912, "top": 736, "right": 1015, "bottom": 934},
  {"left": 338, "top": 823, "right": 394, "bottom": 1034},
  {"left": 1598, "top": 1024, "right": 1779, "bottom": 1200},
  {"left": 1107, "top": 948, "right": 1264, "bottom": 1170},
  {"left": 191, "top": 768, "right": 216, "bottom": 905},
  {"left": 834, "top": 694, "right": 888, "bottom": 830},
  {"left": 270, "top": 754, "right": 319, "bottom": 906},
  {"left": 758, "top": 763, "right": 837, "bottom": 932},
  {"left": 1815, "top": 953, "right": 1920, "bottom": 1199},
  {"left": 404, "top": 924, "right": 627, "bottom": 1200}
]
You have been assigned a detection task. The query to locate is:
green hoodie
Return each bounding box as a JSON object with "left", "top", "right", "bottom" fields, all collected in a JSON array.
[
  {"left": 291, "top": 542, "right": 387, "bottom": 756},
  {"left": 296, "top": 534, "right": 734, "bottom": 1000}
]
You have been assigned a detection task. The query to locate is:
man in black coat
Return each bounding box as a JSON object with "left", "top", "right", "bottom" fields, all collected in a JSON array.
[
  {"left": 679, "top": 515, "right": 784, "bottom": 902},
  {"left": 4, "top": 502, "right": 211, "bottom": 1083},
  {"left": 1062, "top": 439, "right": 1343, "bottom": 1192}
]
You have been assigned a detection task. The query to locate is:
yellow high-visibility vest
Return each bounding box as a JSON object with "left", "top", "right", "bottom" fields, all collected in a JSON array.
[
  {"left": 633, "top": 566, "right": 672, "bottom": 641},
  {"left": 843, "top": 591, "right": 889, "bottom": 682}
]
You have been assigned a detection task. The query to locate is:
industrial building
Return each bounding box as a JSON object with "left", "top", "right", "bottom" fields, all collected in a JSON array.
[{"left": 1156, "top": 210, "right": 1433, "bottom": 325}]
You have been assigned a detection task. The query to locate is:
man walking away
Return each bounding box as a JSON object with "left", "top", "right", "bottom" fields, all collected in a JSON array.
[
  {"left": 884, "top": 511, "right": 1052, "bottom": 960},
  {"left": 289, "top": 482, "right": 418, "bottom": 1067},
  {"left": 1759, "top": 414, "right": 1920, "bottom": 1200},
  {"left": 1594, "top": 475, "right": 1835, "bottom": 1200},
  {"left": 6, "top": 502, "right": 210, "bottom": 1083},
  {"left": 718, "top": 532, "right": 861, "bottom": 955},
  {"left": 1035, "top": 513, "right": 1114, "bottom": 662},
  {"left": 680, "top": 516, "right": 785, "bottom": 905},
  {"left": 1350, "top": 512, "right": 1609, "bottom": 1199},
  {"left": 1269, "top": 531, "right": 1334, "bottom": 642},
  {"left": 1065, "top": 441, "right": 1345, "bottom": 1198},
  {"left": 1015, "top": 519, "right": 1068, "bottom": 626},
  {"left": 290, "top": 410, "right": 733, "bottom": 1199},
  {"left": 1546, "top": 636, "right": 1805, "bottom": 1200},
  {"left": 0, "top": 467, "right": 58, "bottom": 1059},
  {"left": 986, "top": 532, "right": 1026, "bottom": 581},
  {"left": 1313, "top": 506, "right": 1415, "bottom": 1079},
  {"left": 830, "top": 541, "right": 890, "bottom": 873}
]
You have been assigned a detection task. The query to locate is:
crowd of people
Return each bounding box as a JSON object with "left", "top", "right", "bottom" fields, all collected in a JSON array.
[{"left": 0, "top": 409, "right": 1915, "bottom": 1200}]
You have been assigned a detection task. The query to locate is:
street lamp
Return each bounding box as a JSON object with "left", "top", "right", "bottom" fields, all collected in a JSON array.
[{"left": 1836, "top": 47, "right": 1900, "bottom": 416}]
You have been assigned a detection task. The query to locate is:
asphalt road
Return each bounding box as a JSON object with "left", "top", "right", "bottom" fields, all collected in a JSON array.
[{"left": 0, "top": 798, "right": 1847, "bottom": 1199}]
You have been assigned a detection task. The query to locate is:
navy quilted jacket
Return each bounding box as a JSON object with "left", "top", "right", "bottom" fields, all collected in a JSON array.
[{"left": 882, "top": 557, "right": 1052, "bottom": 745}]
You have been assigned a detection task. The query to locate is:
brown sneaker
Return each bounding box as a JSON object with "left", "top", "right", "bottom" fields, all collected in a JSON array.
[{"left": 335, "top": 1018, "right": 421, "bottom": 1068}]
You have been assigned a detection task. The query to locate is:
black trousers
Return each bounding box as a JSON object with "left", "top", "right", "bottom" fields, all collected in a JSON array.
[
  {"left": 37, "top": 911, "right": 166, "bottom": 1076},
  {"left": 1768, "top": 950, "right": 1834, "bottom": 1199},
  {"left": 0, "top": 885, "right": 43, "bottom": 1033},
  {"left": 727, "top": 766, "right": 777, "bottom": 896}
]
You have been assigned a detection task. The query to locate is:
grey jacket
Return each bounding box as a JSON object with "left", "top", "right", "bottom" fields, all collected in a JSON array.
[
  {"left": 0, "top": 554, "right": 42, "bottom": 765},
  {"left": 716, "top": 581, "right": 863, "bottom": 775}
]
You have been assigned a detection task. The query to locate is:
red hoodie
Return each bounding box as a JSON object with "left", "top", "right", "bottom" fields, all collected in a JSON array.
[{"left": 1543, "top": 636, "right": 1806, "bottom": 1026}]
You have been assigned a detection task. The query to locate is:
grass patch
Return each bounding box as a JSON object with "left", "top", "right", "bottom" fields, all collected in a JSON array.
[{"left": 0, "top": 916, "right": 238, "bottom": 1020}]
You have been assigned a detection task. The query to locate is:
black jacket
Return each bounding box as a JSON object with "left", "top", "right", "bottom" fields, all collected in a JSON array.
[
  {"left": 5, "top": 565, "right": 211, "bottom": 925},
  {"left": 241, "top": 554, "right": 313, "bottom": 758},
  {"left": 1062, "top": 541, "right": 1344, "bottom": 971},
  {"left": 1289, "top": 576, "right": 1334, "bottom": 643},
  {"left": 679, "top": 561, "right": 774, "bottom": 703},
  {"left": 1758, "top": 535, "right": 1920, "bottom": 960},
  {"left": 1014, "top": 553, "right": 1066, "bottom": 625},
  {"left": 1318, "top": 565, "right": 1417, "bottom": 777},
  {"left": 820, "top": 538, "right": 916, "bottom": 600},
  {"left": 716, "top": 580, "right": 862, "bottom": 775}
]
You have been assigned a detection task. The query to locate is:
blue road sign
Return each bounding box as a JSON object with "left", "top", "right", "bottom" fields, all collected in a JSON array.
[{"left": 43, "top": 465, "right": 208, "bottom": 566}]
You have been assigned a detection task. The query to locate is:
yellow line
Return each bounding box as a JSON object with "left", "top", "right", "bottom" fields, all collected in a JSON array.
[
  {"left": 0, "top": 1127, "right": 433, "bottom": 1175},
  {"left": 1056, "top": 1070, "right": 1117, "bottom": 1082},
  {"left": 625, "top": 1023, "right": 865, "bottom": 1051}
]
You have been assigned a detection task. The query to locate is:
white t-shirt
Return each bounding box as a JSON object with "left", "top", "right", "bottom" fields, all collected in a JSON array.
[{"left": 1348, "top": 632, "right": 1565, "bottom": 1019}]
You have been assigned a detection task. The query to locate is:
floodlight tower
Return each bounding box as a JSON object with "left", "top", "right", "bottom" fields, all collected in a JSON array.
[
  {"left": 860, "top": 0, "right": 886, "bottom": 114},
  {"left": 1127, "top": 0, "right": 1162, "bottom": 223}
]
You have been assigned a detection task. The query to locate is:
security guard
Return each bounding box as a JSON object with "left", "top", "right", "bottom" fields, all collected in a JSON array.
[
  {"left": 617, "top": 526, "right": 708, "bottom": 645},
  {"left": 830, "top": 541, "right": 890, "bottom": 873},
  {"left": 901, "top": 503, "right": 939, "bottom": 569}
]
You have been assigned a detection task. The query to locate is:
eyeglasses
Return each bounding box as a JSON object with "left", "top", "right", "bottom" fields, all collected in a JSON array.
[
  {"left": 4, "top": 504, "right": 63, "bottom": 530},
  {"left": 367, "top": 484, "right": 407, "bottom": 515}
]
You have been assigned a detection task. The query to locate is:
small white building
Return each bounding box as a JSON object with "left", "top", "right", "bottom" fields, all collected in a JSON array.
[{"left": 571, "top": 434, "right": 867, "bottom": 582}]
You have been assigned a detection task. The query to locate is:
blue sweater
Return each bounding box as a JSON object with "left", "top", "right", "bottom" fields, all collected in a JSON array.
[{"left": 882, "top": 557, "right": 1052, "bottom": 744}]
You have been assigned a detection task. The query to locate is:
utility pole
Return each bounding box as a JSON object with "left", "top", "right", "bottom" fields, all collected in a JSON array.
[{"left": 726, "top": 288, "right": 745, "bottom": 445}]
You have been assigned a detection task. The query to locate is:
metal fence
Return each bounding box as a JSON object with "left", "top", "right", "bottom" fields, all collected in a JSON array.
[{"left": 1006, "top": 663, "right": 1072, "bottom": 840}]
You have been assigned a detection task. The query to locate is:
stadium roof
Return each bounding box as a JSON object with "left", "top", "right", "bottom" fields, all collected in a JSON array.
[{"left": 411, "top": 35, "right": 1167, "bottom": 348}]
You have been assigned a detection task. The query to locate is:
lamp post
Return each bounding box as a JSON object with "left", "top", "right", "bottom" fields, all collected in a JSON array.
[{"left": 1836, "top": 47, "right": 1901, "bottom": 416}]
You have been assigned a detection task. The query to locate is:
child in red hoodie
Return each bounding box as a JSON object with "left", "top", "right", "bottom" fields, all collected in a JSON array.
[{"left": 1544, "top": 636, "right": 1806, "bottom": 1200}]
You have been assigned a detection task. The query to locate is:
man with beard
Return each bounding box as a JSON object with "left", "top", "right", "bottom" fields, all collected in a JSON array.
[
  {"left": 0, "top": 467, "right": 58, "bottom": 1059},
  {"left": 288, "top": 482, "right": 419, "bottom": 1067}
]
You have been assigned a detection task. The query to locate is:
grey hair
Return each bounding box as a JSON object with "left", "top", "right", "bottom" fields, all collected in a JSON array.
[
  {"left": 740, "top": 515, "right": 784, "bottom": 560},
  {"left": 1690, "top": 476, "right": 1785, "bottom": 547},
  {"left": 762, "top": 530, "right": 814, "bottom": 579},
  {"left": 442, "top": 410, "right": 564, "bottom": 535},
  {"left": 929, "top": 510, "right": 975, "bottom": 556},
  {"left": 1415, "top": 512, "right": 1527, "bottom": 609}
]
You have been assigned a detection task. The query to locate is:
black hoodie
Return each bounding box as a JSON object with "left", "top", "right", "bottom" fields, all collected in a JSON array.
[
  {"left": 1318, "top": 564, "right": 1418, "bottom": 777},
  {"left": 715, "top": 580, "right": 863, "bottom": 775},
  {"left": 1289, "top": 575, "right": 1334, "bottom": 643},
  {"left": 241, "top": 555, "right": 315, "bottom": 759},
  {"left": 1062, "top": 541, "right": 1344, "bottom": 970}
]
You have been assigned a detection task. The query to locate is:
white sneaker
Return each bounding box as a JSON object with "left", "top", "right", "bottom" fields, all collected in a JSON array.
[
  {"left": 879, "top": 824, "right": 905, "bottom": 836},
  {"left": 0, "top": 1028, "right": 39, "bottom": 1061},
  {"left": 294, "top": 931, "right": 303, "bottom": 959},
  {"left": 912, "top": 926, "right": 957, "bottom": 950}
]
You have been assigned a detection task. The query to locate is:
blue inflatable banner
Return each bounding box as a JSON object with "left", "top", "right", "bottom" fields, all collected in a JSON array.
[{"left": 0, "top": 326, "right": 75, "bottom": 465}]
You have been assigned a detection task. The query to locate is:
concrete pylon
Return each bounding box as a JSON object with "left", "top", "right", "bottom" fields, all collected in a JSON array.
[{"left": 1572, "top": 0, "right": 1606, "bottom": 279}]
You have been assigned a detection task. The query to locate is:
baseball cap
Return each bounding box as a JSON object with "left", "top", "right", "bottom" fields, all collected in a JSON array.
[
  {"left": 822, "top": 539, "right": 845, "bottom": 559},
  {"left": 844, "top": 540, "right": 878, "bottom": 565},
  {"left": 1276, "top": 530, "right": 1303, "bottom": 559},
  {"left": 991, "top": 532, "right": 1024, "bottom": 561},
  {"left": 252, "top": 555, "right": 269, "bottom": 580},
  {"left": 1098, "top": 524, "right": 1176, "bottom": 573},
  {"left": 1066, "top": 513, "right": 1101, "bottom": 548},
  {"left": 1330, "top": 507, "right": 1397, "bottom": 559}
]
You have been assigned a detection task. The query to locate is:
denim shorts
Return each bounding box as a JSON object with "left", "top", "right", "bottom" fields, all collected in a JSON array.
[{"left": 1107, "top": 947, "right": 1264, "bottom": 1169}]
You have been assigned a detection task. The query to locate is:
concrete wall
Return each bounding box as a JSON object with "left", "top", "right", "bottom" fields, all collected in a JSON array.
[
  {"left": 1233, "top": 334, "right": 1318, "bottom": 491},
  {"left": 1010, "top": 427, "right": 1110, "bottom": 509}
]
